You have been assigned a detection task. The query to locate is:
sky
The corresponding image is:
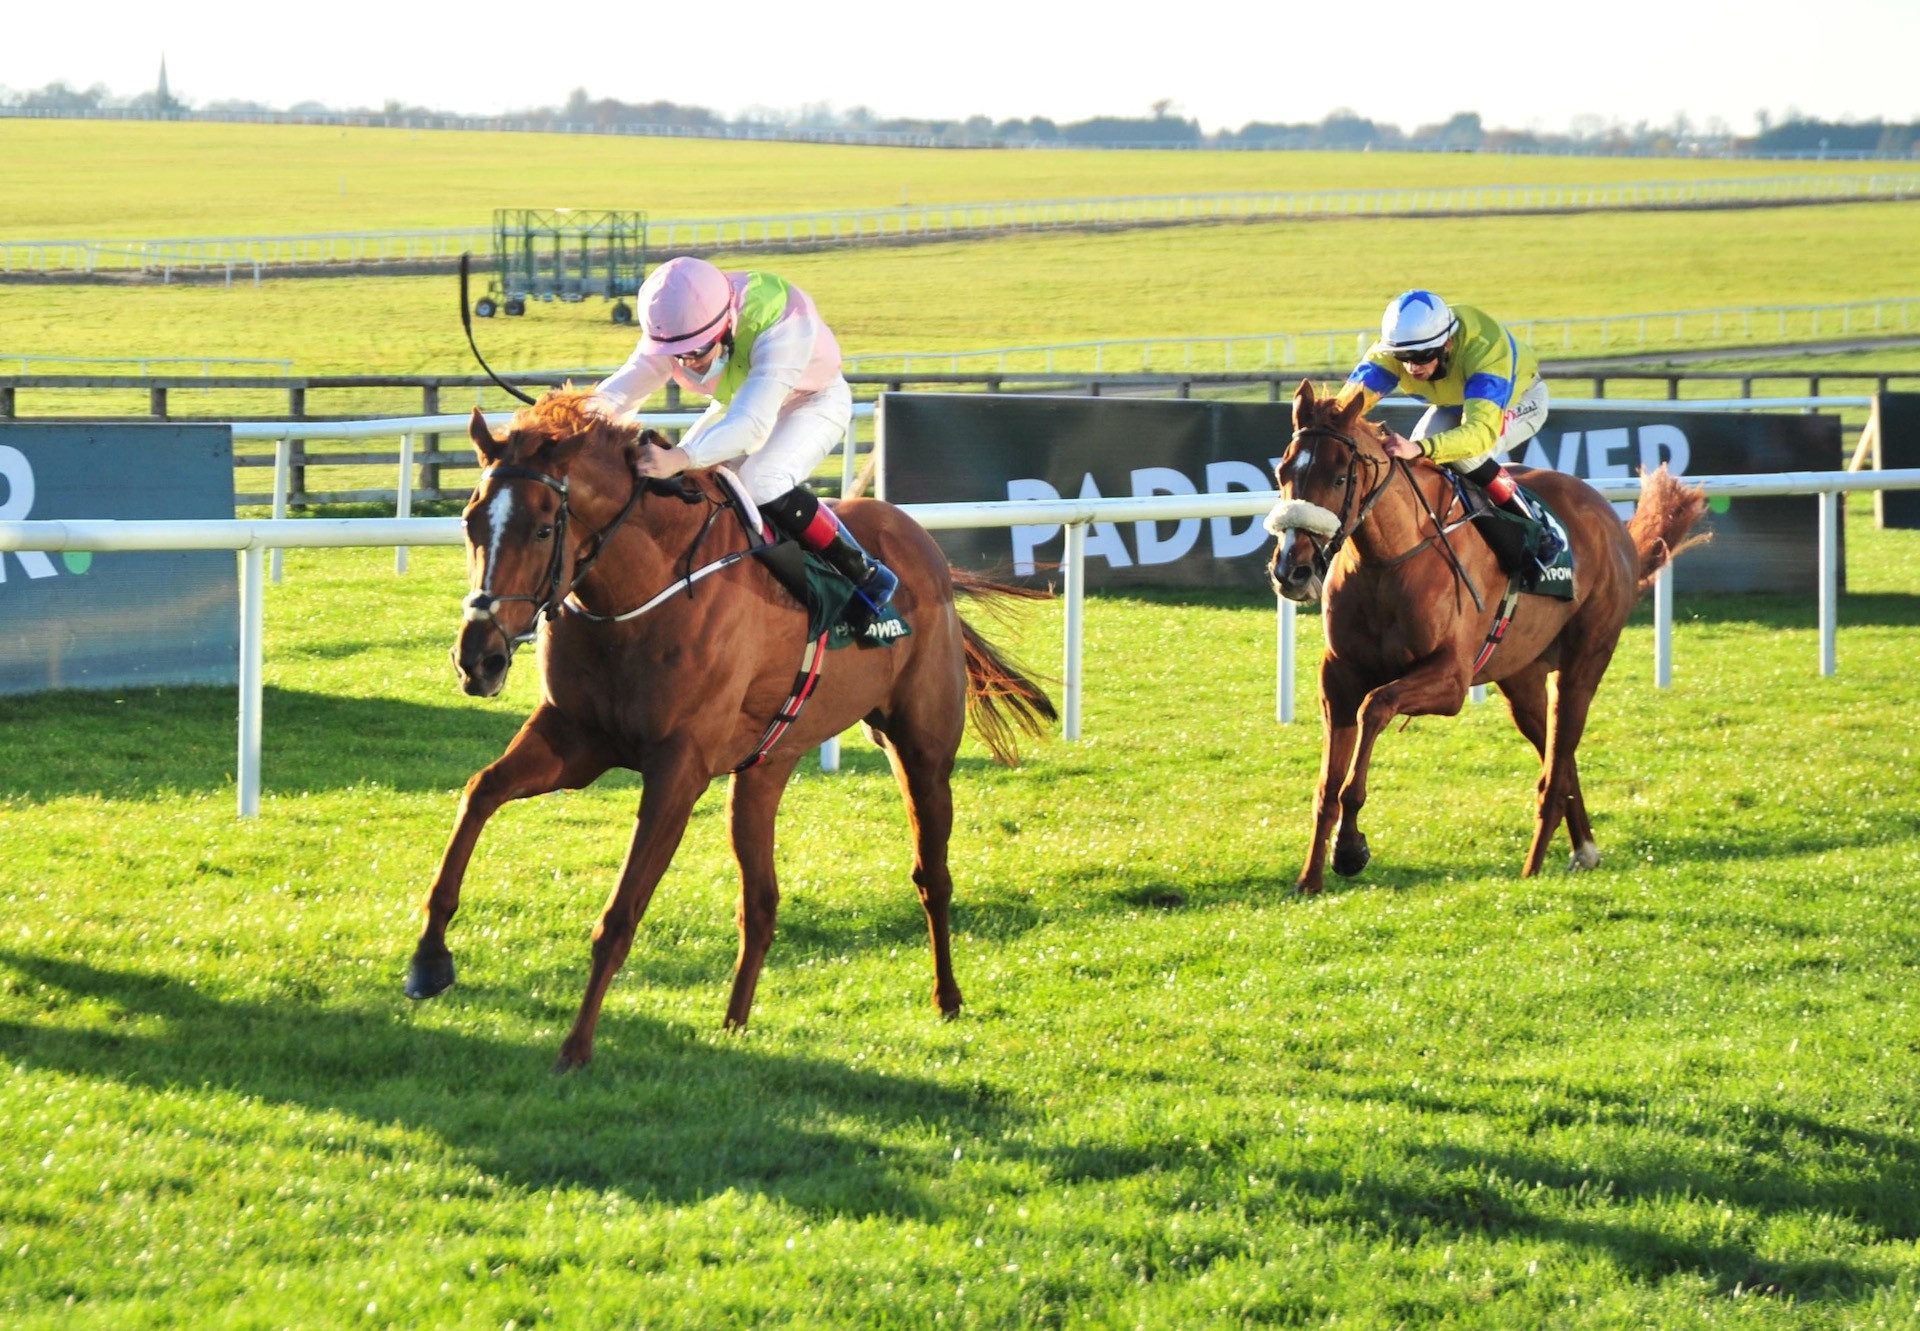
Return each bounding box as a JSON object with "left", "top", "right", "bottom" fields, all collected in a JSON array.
[{"left": 6, "top": 0, "right": 1918, "bottom": 137}]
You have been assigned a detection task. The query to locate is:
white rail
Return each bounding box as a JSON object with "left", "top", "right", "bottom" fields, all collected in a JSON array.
[
  {"left": 7, "top": 174, "right": 1917, "bottom": 278},
  {"left": 5, "top": 467, "right": 1916, "bottom": 816}
]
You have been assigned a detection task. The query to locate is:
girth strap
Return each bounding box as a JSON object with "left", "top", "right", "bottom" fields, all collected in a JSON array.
[
  {"left": 1472, "top": 580, "right": 1524, "bottom": 675},
  {"left": 732, "top": 631, "right": 829, "bottom": 773}
]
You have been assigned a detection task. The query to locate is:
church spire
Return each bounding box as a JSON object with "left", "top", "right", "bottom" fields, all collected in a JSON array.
[{"left": 157, "top": 55, "right": 173, "bottom": 115}]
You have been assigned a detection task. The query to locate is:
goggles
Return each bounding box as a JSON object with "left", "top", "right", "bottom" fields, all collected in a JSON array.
[
  {"left": 1397, "top": 346, "right": 1445, "bottom": 367},
  {"left": 672, "top": 336, "right": 723, "bottom": 365}
]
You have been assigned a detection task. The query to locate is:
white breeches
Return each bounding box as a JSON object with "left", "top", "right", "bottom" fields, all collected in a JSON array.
[
  {"left": 687, "top": 378, "right": 853, "bottom": 504},
  {"left": 1412, "top": 375, "right": 1550, "bottom": 473}
]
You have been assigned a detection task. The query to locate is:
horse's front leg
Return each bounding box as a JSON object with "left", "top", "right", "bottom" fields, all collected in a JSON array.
[
  {"left": 1298, "top": 667, "right": 1362, "bottom": 895},
  {"left": 556, "top": 748, "right": 708, "bottom": 1072},
  {"left": 408, "top": 704, "right": 612, "bottom": 1000},
  {"left": 1335, "top": 653, "right": 1471, "bottom": 879}
]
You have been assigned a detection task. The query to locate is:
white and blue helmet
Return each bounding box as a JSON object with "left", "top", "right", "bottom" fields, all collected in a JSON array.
[{"left": 1380, "top": 289, "right": 1459, "bottom": 355}]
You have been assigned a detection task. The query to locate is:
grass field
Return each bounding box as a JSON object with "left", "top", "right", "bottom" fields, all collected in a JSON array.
[
  {"left": 1, "top": 500, "right": 1917, "bottom": 1327},
  {"left": 5, "top": 204, "right": 1919, "bottom": 398},
  {"left": 3, "top": 124, "right": 1919, "bottom": 1327},
  {"left": 6, "top": 120, "right": 1915, "bottom": 240}
]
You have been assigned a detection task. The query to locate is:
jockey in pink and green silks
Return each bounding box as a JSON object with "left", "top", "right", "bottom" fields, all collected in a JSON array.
[{"left": 590, "top": 255, "right": 896, "bottom": 627}]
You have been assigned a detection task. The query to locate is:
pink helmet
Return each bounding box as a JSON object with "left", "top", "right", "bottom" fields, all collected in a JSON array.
[{"left": 635, "top": 256, "right": 734, "bottom": 355}]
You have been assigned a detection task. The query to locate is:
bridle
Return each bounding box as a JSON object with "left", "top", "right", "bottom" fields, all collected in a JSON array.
[
  {"left": 1282, "top": 420, "right": 1487, "bottom": 609},
  {"left": 461, "top": 461, "right": 645, "bottom": 654},
  {"left": 463, "top": 460, "right": 763, "bottom": 660},
  {"left": 1282, "top": 423, "right": 1404, "bottom": 578}
]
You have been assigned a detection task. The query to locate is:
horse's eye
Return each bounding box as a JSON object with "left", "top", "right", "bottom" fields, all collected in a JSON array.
[{"left": 535, "top": 524, "right": 554, "bottom": 541}]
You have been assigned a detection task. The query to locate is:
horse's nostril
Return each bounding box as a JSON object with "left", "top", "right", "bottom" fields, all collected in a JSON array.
[{"left": 483, "top": 652, "right": 508, "bottom": 677}]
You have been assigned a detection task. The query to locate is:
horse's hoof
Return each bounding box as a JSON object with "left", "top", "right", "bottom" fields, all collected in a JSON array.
[
  {"left": 1295, "top": 879, "right": 1323, "bottom": 896},
  {"left": 404, "top": 948, "right": 456, "bottom": 1000},
  {"left": 1568, "top": 842, "right": 1601, "bottom": 872},
  {"left": 1332, "top": 835, "right": 1371, "bottom": 878},
  {"left": 552, "top": 1045, "right": 591, "bottom": 1074}
]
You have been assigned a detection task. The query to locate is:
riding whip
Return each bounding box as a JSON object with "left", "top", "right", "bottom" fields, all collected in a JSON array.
[{"left": 459, "top": 253, "right": 537, "bottom": 406}]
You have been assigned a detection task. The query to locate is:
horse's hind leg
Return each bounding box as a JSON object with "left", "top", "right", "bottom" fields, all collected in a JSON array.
[
  {"left": 1497, "top": 665, "right": 1599, "bottom": 871},
  {"left": 871, "top": 719, "right": 964, "bottom": 1018},
  {"left": 1523, "top": 665, "right": 1608, "bottom": 878},
  {"left": 721, "top": 755, "right": 803, "bottom": 1030},
  {"left": 408, "top": 704, "right": 612, "bottom": 1000}
]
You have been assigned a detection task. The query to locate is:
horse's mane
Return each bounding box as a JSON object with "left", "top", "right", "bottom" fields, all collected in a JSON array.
[{"left": 510, "top": 388, "right": 626, "bottom": 446}]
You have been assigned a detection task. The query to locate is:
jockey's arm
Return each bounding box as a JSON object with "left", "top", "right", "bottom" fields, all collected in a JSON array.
[
  {"left": 1336, "top": 355, "right": 1396, "bottom": 416},
  {"left": 589, "top": 348, "right": 672, "bottom": 417},
  {"left": 676, "top": 312, "right": 816, "bottom": 468},
  {"left": 1420, "top": 398, "right": 1509, "bottom": 465}
]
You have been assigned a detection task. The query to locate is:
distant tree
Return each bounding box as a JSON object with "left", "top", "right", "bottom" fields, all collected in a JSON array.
[{"left": 13, "top": 81, "right": 109, "bottom": 111}]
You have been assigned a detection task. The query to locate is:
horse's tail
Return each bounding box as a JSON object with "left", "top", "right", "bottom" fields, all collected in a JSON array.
[
  {"left": 1626, "top": 463, "right": 1713, "bottom": 597},
  {"left": 950, "top": 568, "right": 1058, "bottom": 766}
]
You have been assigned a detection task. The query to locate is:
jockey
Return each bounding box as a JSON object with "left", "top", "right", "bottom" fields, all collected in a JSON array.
[
  {"left": 1334, "top": 290, "right": 1561, "bottom": 572},
  {"left": 589, "top": 255, "right": 898, "bottom": 625}
]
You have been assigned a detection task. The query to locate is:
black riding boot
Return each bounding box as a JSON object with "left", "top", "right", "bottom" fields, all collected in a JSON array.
[
  {"left": 761, "top": 486, "right": 900, "bottom": 628},
  {"left": 1461, "top": 459, "right": 1539, "bottom": 577}
]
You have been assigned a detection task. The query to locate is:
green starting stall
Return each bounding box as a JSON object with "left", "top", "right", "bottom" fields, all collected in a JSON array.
[{"left": 473, "top": 208, "right": 648, "bottom": 325}]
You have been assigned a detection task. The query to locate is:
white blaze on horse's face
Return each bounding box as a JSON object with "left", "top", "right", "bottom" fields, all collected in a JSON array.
[{"left": 465, "top": 486, "right": 517, "bottom": 612}]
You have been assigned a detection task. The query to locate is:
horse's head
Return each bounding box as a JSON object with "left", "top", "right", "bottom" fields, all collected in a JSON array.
[
  {"left": 453, "top": 392, "right": 634, "bottom": 697},
  {"left": 1264, "top": 379, "right": 1392, "bottom": 603}
]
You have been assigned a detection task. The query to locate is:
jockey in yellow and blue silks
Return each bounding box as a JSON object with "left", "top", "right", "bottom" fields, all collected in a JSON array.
[{"left": 1335, "top": 290, "right": 1560, "bottom": 570}]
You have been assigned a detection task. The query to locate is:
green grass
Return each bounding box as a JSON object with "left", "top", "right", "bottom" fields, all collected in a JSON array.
[
  {"left": 5, "top": 203, "right": 1919, "bottom": 401},
  {"left": 8, "top": 120, "right": 1913, "bottom": 239},
  {"left": 2, "top": 501, "right": 1918, "bottom": 1327}
]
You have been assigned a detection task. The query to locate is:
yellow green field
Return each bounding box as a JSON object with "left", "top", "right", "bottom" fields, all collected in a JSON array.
[
  {"left": 6, "top": 120, "right": 1913, "bottom": 239},
  {"left": 4, "top": 204, "right": 1918, "bottom": 382}
]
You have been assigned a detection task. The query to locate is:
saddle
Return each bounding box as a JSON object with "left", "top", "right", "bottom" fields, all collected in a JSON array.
[
  {"left": 1449, "top": 474, "right": 1575, "bottom": 601},
  {"left": 711, "top": 471, "right": 911, "bottom": 649}
]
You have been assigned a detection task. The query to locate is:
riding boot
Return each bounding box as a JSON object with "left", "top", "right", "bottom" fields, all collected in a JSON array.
[
  {"left": 1462, "top": 460, "right": 1541, "bottom": 577},
  {"left": 761, "top": 486, "right": 900, "bottom": 627},
  {"left": 1486, "top": 466, "right": 1564, "bottom": 569}
]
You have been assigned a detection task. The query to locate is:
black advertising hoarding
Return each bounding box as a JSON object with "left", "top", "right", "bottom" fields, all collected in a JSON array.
[
  {"left": 1873, "top": 392, "right": 1920, "bottom": 529},
  {"left": 877, "top": 394, "right": 1841, "bottom": 594},
  {"left": 0, "top": 423, "right": 238, "bottom": 694}
]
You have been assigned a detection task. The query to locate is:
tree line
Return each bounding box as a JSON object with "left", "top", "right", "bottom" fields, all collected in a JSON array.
[{"left": 4, "top": 79, "right": 1915, "bottom": 157}]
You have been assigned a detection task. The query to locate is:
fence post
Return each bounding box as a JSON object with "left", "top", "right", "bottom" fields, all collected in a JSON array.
[
  {"left": 238, "top": 546, "right": 266, "bottom": 817},
  {"left": 420, "top": 383, "right": 443, "bottom": 497},
  {"left": 1654, "top": 565, "right": 1673, "bottom": 688},
  {"left": 1274, "top": 595, "right": 1295, "bottom": 723},
  {"left": 287, "top": 386, "right": 308, "bottom": 509},
  {"left": 395, "top": 433, "right": 414, "bottom": 573},
  {"left": 270, "top": 438, "right": 291, "bottom": 583},
  {"left": 1819, "top": 490, "right": 1838, "bottom": 677},
  {"left": 1062, "top": 522, "right": 1086, "bottom": 741}
]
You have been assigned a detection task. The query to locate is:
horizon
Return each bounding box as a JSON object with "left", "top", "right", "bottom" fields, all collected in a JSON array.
[{"left": 6, "top": 0, "right": 1918, "bottom": 140}]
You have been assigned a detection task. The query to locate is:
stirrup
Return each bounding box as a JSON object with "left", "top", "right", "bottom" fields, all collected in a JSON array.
[{"left": 852, "top": 561, "right": 899, "bottom": 615}]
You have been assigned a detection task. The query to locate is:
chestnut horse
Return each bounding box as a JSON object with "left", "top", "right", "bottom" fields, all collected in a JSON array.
[
  {"left": 407, "top": 392, "right": 1055, "bottom": 1070},
  {"left": 1266, "top": 380, "right": 1708, "bottom": 894}
]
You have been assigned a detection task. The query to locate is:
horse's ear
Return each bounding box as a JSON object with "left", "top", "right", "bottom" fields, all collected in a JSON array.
[
  {"left": 1333, "top": 389, "right": 1366, "bottom": 431},
  {"left": 538, "top": 431, "right": 594, "bottom": 474},
  {"left": 469, "top": 407, "right": 504, "bottom": 465},
  {"left": 1292, "top": 378, "right": 1317, "bottom": 426}
]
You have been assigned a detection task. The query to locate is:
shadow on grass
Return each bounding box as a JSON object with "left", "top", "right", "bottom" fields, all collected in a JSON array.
[
  {"left": 1305, "top": 1075, "right": 1917, "bottom": 1302},
  {"left": 0, "top": 685, "right": 1016, "bottom": 804},
  {"left": 0, "top": 947, "right": 1014, "bottom": 1219}
]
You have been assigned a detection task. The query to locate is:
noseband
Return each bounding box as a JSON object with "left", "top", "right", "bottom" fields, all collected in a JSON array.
[{"left": 462, "top": 462, "right": 643, "bottom": 654}]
